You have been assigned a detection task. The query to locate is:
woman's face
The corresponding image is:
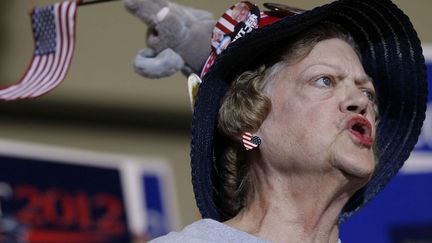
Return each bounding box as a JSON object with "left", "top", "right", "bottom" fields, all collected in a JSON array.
[{"left": 258, "top": 38, "right": 377, "bottom": 181}]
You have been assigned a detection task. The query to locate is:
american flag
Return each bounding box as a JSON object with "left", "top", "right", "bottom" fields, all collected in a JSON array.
[
  {"left": 242, "top": 132, "right": 261, "bottom": 150},
  {"left": 0, "top": 1, "right": 77, "bottom": 100},
  {"left": 201, "top": 2, "right": 261, "bottom": 78}
]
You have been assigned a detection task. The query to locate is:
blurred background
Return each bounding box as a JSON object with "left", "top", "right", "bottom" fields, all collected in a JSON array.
[{"left": 0, "top": 0, "right": 431, "bottom": 242}]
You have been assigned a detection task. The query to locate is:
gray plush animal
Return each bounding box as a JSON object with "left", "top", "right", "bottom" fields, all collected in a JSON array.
[{"left": 123, "top": 0, "right": 216, "bottom": 78}]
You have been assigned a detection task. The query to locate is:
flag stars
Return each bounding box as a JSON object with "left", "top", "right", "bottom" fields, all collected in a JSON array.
[
  {"left": 32, "top": 5, "right": 56, "bottom": 55},
  {"left": 0, "top": 1, "right": 77, "bottom": 100}
]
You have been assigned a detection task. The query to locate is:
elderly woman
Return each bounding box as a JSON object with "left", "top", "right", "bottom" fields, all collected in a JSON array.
[
  {"left": 152, "top": 0, "right": 427, "bottom": 242},
  {"left": 216, "top": 24, "right": 376, "bottom": 242}
]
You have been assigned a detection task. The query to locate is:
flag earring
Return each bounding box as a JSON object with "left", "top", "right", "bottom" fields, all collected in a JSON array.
[{"left": 242, "top": 132, "right": 261, "bottom": 150}]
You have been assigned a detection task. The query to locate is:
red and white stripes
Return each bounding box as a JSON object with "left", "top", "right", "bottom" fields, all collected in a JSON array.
[
  {"left": 0, "top": 1, "right": 77, "bottom": 100},
  {"left": 242, "top": 132, "right": 261, "bottom": 150}
]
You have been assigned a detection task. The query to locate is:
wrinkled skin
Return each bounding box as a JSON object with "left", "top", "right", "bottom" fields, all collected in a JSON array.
[
  {"left": 226, "top": 38, "right": 377, "bottom": 243},
  {"left": 258, "top": 38, "right": 377, "bottom": 181}
]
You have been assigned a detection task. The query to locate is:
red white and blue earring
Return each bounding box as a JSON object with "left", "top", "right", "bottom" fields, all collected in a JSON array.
[{"left": 242, "top": 132, "right": 262, "bottom": 150}]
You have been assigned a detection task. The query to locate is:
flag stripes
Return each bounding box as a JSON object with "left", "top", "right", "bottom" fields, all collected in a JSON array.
[
  {"left": 0, "top": 1, "right": 77, "bottom": 100},
  {"left": 211, "top": 6, "right": 236, "bottom": 50},
  {"left": 242, "top": 132, "right": 261, "bottom": 150}
]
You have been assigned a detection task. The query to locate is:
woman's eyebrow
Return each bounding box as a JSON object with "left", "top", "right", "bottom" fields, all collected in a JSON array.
[
  {"left": 302, "top": 62, "right": 375, "bottom": 87},
  {"left": 297, "top": 63, "right": 336, "bottom": 77},
  {"left": 300, "top": 63, "right": 374, "bottom": 85},
  {"left": 355, "top": 75, "right": 374, "bottom": 87}
]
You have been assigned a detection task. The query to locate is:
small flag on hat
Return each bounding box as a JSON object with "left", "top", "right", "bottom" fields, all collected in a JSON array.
[
  {"left": 242, "top": 132, "right": 261, "bottom": 150},
  {"left": 0, "top": 1, "right": 77, "bottom": 100}
]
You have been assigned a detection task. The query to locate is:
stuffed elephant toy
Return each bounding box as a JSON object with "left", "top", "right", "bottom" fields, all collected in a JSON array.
[{"left": 123, "top": 0, "right": 216, "bottom": 78}]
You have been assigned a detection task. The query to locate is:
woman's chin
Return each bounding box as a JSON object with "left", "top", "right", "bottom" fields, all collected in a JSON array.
[{"left": 332, "top": 149, "right": 376, "bottom": 182}]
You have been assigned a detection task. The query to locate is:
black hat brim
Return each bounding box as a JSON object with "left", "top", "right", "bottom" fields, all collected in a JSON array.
[{"left": 191, "top": 0, "right": 427, "bottom": 221}]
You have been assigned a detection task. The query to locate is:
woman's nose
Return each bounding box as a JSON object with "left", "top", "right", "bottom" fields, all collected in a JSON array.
[{"left": 340, "top": 88, "right": 369, "bottom": 115}]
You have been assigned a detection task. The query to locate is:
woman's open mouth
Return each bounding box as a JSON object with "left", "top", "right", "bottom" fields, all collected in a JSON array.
[{"left": 347, "top": 116, "right": 373, "bottom": 147}]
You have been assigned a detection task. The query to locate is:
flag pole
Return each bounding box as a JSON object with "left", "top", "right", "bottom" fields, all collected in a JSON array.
[{"left": 77, "top": 0, "right": 121, "bottom": 6}]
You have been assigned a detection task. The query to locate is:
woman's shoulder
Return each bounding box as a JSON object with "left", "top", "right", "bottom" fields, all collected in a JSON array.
[{"left": 149, "top": 218, "right": 269, "bottom": 243}]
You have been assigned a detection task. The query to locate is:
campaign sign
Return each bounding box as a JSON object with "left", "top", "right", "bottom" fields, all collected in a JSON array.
[
  {"left": 137, "top": 166, "right": 179, "bottom": 240},
  {"left": 340, "top": 49, "right": 432, "bottom": 242},
  {"left": 340, "top": 172, "right": 432, "bottom": 243},
  {"left": 414, "top": 61, "right": 432, "bottom": 151},
  {"left": 0, "top": 151, "right": 130, "bottom": 242},
  {"left": 143, "top": 174, "right": 170, "bottom": 239}
]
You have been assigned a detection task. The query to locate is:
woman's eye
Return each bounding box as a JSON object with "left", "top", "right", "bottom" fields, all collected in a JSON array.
[
  {"left": 315, "top": 76, "right": 333, "bottom": 87},
  {"left": 362, "top": 90, "right": 375, "bottom": 102}
]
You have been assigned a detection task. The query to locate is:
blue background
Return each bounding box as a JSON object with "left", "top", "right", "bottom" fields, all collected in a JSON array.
[
  {"left": 340, "top": 63, "right": 432, "bottom": 242},
  {"left": 340, "top": 173, "right": 432, "bottom": 242}
]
